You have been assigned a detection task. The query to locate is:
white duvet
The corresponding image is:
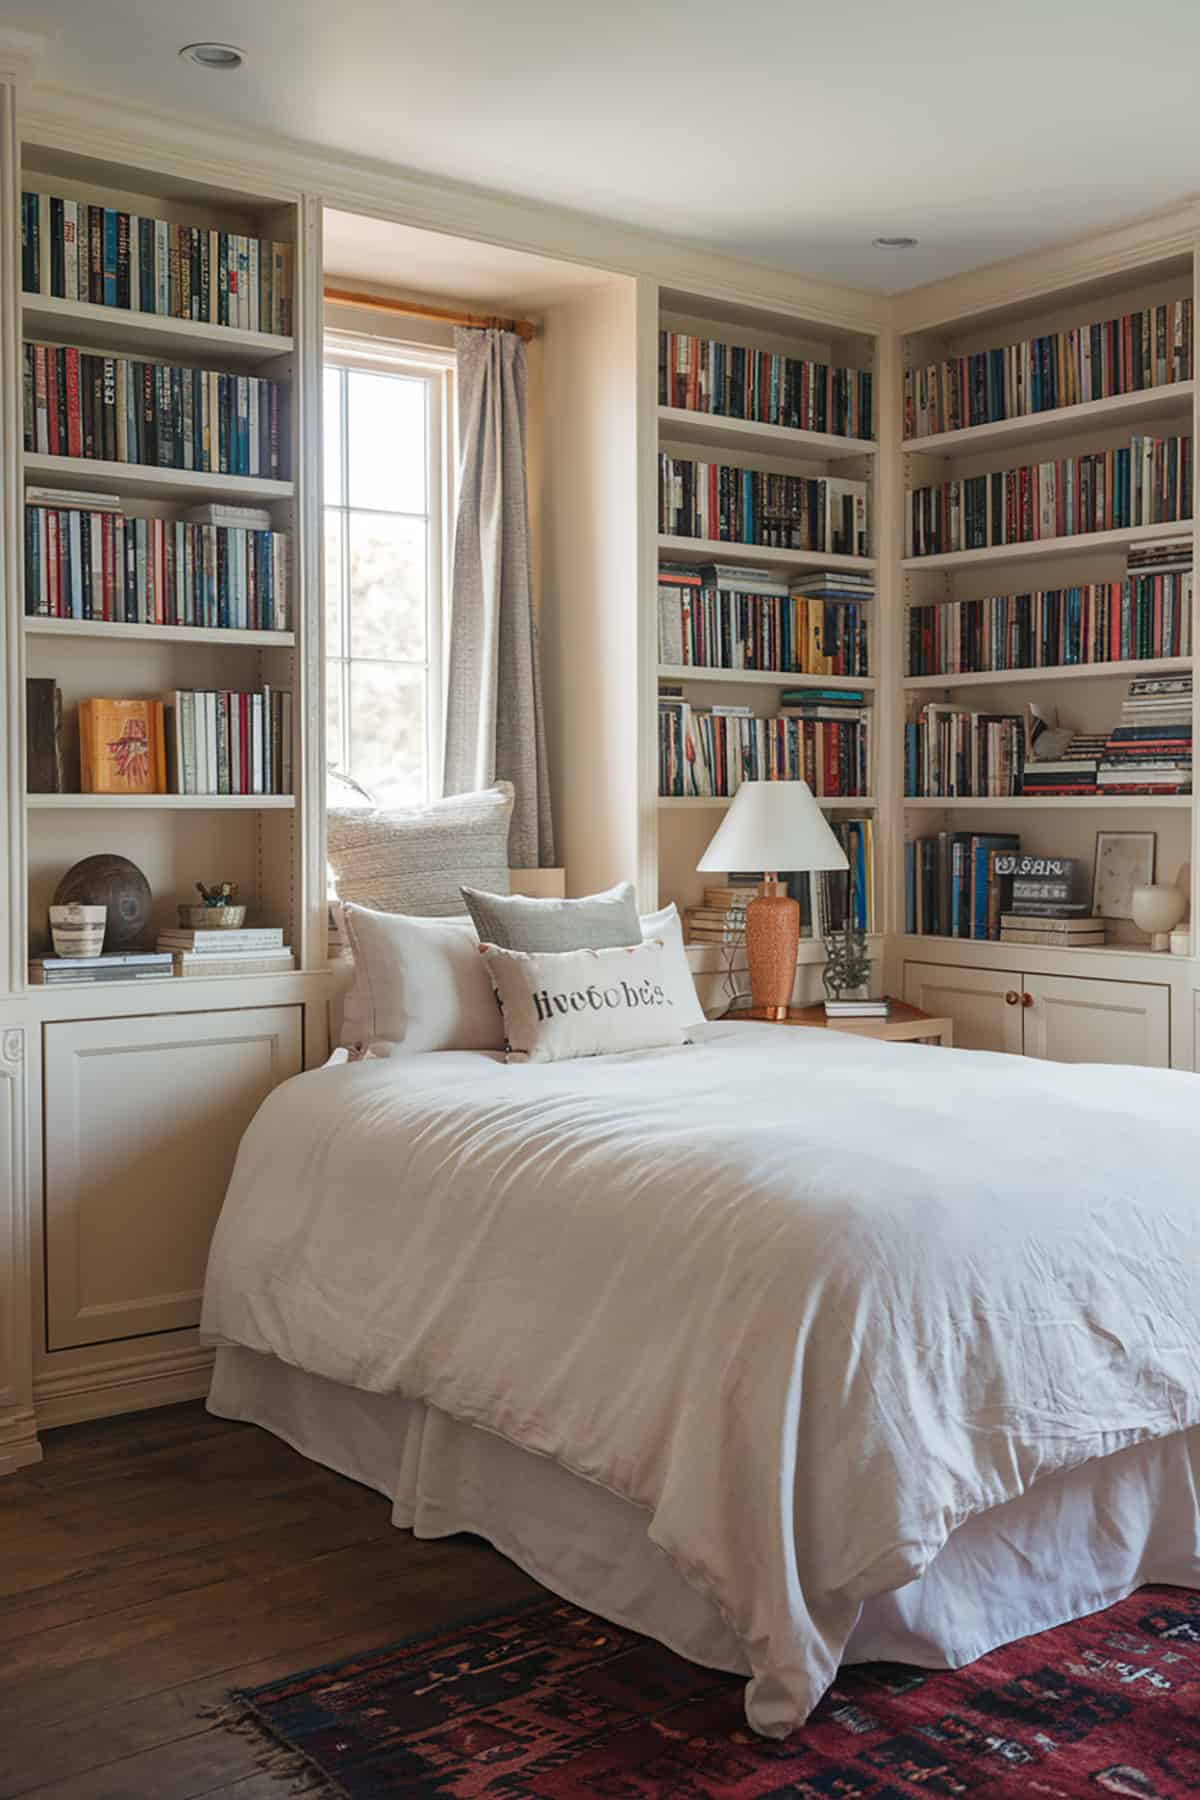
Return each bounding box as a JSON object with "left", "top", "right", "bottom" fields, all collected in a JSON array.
[{"left": 200, "top": 1021, "right": 1200, "bottom": 1736}]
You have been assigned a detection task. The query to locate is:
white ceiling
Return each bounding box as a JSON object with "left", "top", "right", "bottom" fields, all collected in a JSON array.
[{"left": 23, "top": 0, "right": 1200, "bottom": 293}]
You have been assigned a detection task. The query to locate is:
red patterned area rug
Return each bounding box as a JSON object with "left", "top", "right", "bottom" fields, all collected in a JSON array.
[{"left": 227, "top": 1586, "right": 1200, "bottom": 1798}]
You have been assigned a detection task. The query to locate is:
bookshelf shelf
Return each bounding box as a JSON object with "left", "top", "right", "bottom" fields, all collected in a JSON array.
[
  {"left": 901, "top": 519, "right": 1192, "bottom": 572},
  {"left": 24, "top": 617, "right": 295, "bottom": 647},
  {"left": 903, "top": 794, "right": 1193, "bottom": 812},
  {"left": 659, "top": 795, "right": 877, "bottom": 811},
  {"left": 903, "top": 382, "right": 1195, "bottom": 459},
  {"left": 26, "top": 794, "right": 296, "bottom": 811},
  {"left": 24, "top": 453, "right": 294, "bottom": 506},
  {"left": 22, "top": 293, "right": 294, "bottom": 365},
  {"left": 658, "top": 664, "right": 875, "bottom": 691},
  {"left": 658, "top": 406, "right": 875, "bottom": 463},
  {"left": 659, "top": 534, "right": 875, "bottom": 575},
  {"left": 902, "top": 656, "right": 1192, "bottom": 691}
]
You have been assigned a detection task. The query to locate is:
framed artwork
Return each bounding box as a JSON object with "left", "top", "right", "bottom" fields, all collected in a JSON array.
[{"left": 1092, "top": 831, "right": 1156, "bottom": 920}]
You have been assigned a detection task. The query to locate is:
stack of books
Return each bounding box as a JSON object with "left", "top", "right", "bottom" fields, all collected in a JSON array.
[
  {"left": 20, "top": 191, "right": 293, "bottom": 334},
  {"left": 904, "top": 703, "right": 1025, "bottom": 798},
  {"left": 1097, "top": 673, "right": 1193, "bottom": 795},
  {"left": 1020, "top": 733, "right": 1108, "bottom": 797},
  {"left": 906, "top": 434, "right": 1191, "bottom": 557},
  {"left": 825, "top": 997, "right": 889, "bottom": 1018},
  {"left": 155, "top": 925, "right": 294, "bottom": 978},
  {"left": 22, "top": 342, "right": 283, "bottom": 479},
  {"left": 903, "top": 298, "right": 1192, "bottom": 438},
  {"left": 999, "top": 853, "right": 1103, "bottom": 948},
  {"left": 659, "top": 455, "right": 868, "bottom": 555},
  {"left": 658, "top": 331, "right": 873, "bottom": 438},
  {"left": 655, "top": 562, "right": 869, "bottom": 677},
  {"left": 1000, "top": 914, "right": 1106, "bottom": 949},
  {"left": 30, "top": 950, "right": 173, "bottom": 986},
  {"left": 683, "top": 885, "right": 751, "bottom": 945},
  {"left": 24, "top": 495, "right": 290, "bottom": 630},
  {"left": 1127, "top": 533, "right": 1192, "bottom": 583}
]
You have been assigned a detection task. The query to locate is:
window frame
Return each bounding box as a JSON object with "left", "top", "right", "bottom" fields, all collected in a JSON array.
[{"left": 322, "top": 329, "right": 456, "bottom": 805}]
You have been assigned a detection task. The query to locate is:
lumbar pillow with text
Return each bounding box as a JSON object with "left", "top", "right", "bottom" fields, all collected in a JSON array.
[{"left": 480, "top": 939, "right": 689, "bottom": 1063}]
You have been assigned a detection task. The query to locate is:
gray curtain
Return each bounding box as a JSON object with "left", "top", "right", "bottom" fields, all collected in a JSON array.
[{"left": 443, "top": 327, "right": 555, "bottom": 868}]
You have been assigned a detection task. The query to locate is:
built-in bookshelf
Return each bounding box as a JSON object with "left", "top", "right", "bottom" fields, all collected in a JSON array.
[
  {"left": 651, "top": 287, "right": 881, "bottom": 950},
  {"left": 16, "top": 141, "right": 306, "bottom": 974},
  {"left": 896, "top": 248, "right": 1199, "bottom": 960}
]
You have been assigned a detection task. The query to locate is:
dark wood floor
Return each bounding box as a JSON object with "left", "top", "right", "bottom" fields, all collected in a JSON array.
[{"left": 0, "top": 1402, "right": 542, "bottom": 1798}]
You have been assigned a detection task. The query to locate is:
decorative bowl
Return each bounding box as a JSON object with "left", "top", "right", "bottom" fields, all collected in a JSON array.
[{"left": 177, "top": 903, "right": 248, "bottom": 930}]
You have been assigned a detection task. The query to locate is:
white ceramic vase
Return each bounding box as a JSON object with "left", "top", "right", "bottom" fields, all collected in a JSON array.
[{"left": 1130, "top": 883, "right": 1187, "bottom": 953}]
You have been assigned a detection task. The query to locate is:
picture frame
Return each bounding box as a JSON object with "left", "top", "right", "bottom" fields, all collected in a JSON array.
[{"left": 1092, "top": 831, "right": 1156, "bottom": 920}]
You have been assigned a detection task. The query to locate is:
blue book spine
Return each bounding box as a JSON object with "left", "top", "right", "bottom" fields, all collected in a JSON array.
[
  {"left": 904, "top": 840, "right": 915, "bottom": 934},
  {"left": 102, "top": 209, "right": 118, "bottom": 307}
]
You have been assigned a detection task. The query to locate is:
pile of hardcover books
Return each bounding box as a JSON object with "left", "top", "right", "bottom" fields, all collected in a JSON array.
[
  {"left": 1020, "top": 732, "right": 1108, "bottom": 797},
  {"left": 683, "top": 884, "right": 752, "bottom": 946},
  {"left": 998, "top": 853, "right": 1104, "bottom": 948},
  {"left": 1097, "top": 673, "right": 1192, "bottom": 795},
  {"left": 155, "top": 925, "right": 293, "bottom": 978}
]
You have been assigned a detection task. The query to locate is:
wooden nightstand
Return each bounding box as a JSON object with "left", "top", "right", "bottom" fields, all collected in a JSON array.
[{"left": 728, "top": 999, "right": 953, "bottom": 1046}]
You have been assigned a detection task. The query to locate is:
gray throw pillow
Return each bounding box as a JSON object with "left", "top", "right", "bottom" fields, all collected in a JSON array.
[
  {"left": 328, "top": 783, "right": 514, "bottom": 917},
  {"left": 461, "top": 880, "right": 641, "bottom": 952}
]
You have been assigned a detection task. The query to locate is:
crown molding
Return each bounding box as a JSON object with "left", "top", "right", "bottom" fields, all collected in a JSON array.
[
  {"left": 21, "top": 80, "right": 889, "bottom": 334},
  {"left": 891, "top": 197, "right": 1200, "bottom": 336}
]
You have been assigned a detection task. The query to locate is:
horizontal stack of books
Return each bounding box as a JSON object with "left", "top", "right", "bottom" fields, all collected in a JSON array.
[
  {"left": 683, "top": 885, "right": 750, "bottom": 945},
  {"left": 155, "top": 925, "right": 294, "bottom": 978},
  {"left": 29, "top": 949, "right": 173, "bottom": 985},
  {"left": 1097, "top": 673, "right": 1193, "bottom": 795},
  {"left": 906, "top": 434, "right": 1191, "bottom": 557},
  {"left": 24, "top": 495, "right": 290, "bottom": 630},
  {"left": 904, "top": 703, "right": 1025, "bottom": 797},
  {"left": 21, "top": 192, "right": 293, "bottom": 335},
  {"left": 997, "top": 854, "right": 1104, "bottom": 948},
  {"left": 659, "top": 455, "right": 868, "bottom": 555},
  {"left": 904, "top": 830, "right": 1019, "bottom": 939},
  {"left": 659, "top": 330, "right": 873, "bottom": 439},
  {"left": 903, "top": 298, "right": 1192, "bottom": 438},
  {"left": 1020, "top": 733, "right": 1107, "bottom": 797},
  {"left": 22, "top": 341, "right": 283, "bottom": 478},
  {"left": 906, "top": 571, "right": 1192, "bottom": 676},
  {"left": 656, "top": 562, "right": 870, "bottom": 677},
  {"left": 659, "top": 697, "right": 871, "bottom": 798}
]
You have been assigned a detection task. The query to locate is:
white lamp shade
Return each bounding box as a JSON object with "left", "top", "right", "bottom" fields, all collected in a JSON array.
[{"left": 696, "top": 781, "right": 850, "bottom": 875}]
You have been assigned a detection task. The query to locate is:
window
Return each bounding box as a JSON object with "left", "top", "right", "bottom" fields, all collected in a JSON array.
[{"left": 323, "top": 339, "right": 454, "bottom": 807}]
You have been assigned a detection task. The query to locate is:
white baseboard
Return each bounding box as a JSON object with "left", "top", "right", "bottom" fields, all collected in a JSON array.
[
  {"left": 34, "top": 1343, "right": 216, "bottom": 1430},
  {"left": 0, "top": 1407, "right": 42, "bottom": 1474}
]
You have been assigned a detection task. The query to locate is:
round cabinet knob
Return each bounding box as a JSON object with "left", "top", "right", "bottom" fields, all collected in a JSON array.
[
  {"left": 1005, "top": 990, "right": 1020, "bottom": 1006},
  {"left": 1022, "top": 992, "right": 1034, "bottom": 1007}
]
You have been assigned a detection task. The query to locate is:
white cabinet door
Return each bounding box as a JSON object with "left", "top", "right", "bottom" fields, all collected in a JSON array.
[
  {"left": 1023, "top": 974, "right": 1170, "bottom": 1068},
  {"left": 903, "top": 962, "right": 1023, "bottom": 1054},
  {"left": 44, "top": 1006, "right": 302, "bottom": 1351}
]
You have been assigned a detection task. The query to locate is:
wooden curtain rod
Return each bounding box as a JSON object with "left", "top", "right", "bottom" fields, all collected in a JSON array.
[{"left": 323, "top": 285, "right": 537, "bottom": 342}]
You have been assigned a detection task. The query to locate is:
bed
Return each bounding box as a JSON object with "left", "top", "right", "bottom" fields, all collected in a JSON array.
[{"left": 201, "top": 1020, "right": 1200, "bottom": 1738}]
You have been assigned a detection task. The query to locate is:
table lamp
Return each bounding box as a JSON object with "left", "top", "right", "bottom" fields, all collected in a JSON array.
[{"left": 697, "top": 780, "right": 849, "bottom": 1019}]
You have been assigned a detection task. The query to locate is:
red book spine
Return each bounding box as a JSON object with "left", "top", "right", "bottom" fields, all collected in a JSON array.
[
  {"left": 64, "top": 348, "right": 82, "bottom": 458},
  {"left": 45, "top": 349, "right": 61, "bottom": 455}
]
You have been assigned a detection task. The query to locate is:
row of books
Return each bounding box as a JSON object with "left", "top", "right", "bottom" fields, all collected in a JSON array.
[
  {"left": 906, "top": 436, "right": 1191, "bottom": 558},
  {"left": 73, "top": 690, "right": 293, "bottom": 796},
  {"left": 905, "top": 832, "right": 1021, "bottom": 938},
  {"left": 658, "top": 696, "right": 872, "bottom": 797},
  {"left": 903, "top": 299, "right": 1193, "bottom": 438},
  {"left": 31, "top": 928, "right": 295, "bottom": 985},
  {"left": 684, "top": 822, "right": 876, "bottom": 941},
  {"left": 21, "top": 192, "right": 294, "bottom": 336},
  {"left": 659, "top": 456, "right": 869, "bottom": 555},
  {"left": 1025, "top": 675, "right": 1194, "bottom": 796},
  {"left": 657, "top": 563, "right": 871, "bottom": 677},
  {"left": 22, "top": 341, "right": 284, "bottom": 479},
  {"left": 904, "top": 705, "right": 1025, "bottom": 798},
  {"left": 906, "top": 574, "right": 1193, "bottom": 676},
  {"left": 24, "top": 497, "right": 290, "bottom": 631},
  {"left": 658, "top": 330, "right": 873, "bottom": 439}
]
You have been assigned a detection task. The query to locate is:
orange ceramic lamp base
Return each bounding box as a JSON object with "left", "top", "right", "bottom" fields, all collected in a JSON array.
[{"left": 745, "top": 877, "right": 800, "bottom": 1020}]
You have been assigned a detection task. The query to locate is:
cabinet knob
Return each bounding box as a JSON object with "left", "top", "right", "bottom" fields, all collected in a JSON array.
[
  {"left": 1022, "top": 992, "right": 1034, "bottom": 1007},
  {"left": 1005, "top": 990, "right": 1020, "bottom": 1006}
]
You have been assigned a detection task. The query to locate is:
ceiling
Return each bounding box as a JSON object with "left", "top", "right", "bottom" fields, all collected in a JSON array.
[
  {"left": 323, "top": 212, "right": 619, "bottom": 312},
  {"left": 23, "top": 0, "right": 1200, "bottom": 293}
]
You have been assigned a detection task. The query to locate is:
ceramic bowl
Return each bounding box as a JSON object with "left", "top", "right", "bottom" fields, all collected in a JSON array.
[{"left": 177, "top": 903, "right": 248, "bottom": 930}]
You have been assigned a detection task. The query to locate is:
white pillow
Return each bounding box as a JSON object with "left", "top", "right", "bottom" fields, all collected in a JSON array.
[
  {"left": 481, "top": 940, "right": 689, "bottom": 1064},
  {"left": 640, "top": 901, "right": 705, "bottom": 1027},
  {"left": 341, "top": 903, "right": 504, "bottom": 1055}
]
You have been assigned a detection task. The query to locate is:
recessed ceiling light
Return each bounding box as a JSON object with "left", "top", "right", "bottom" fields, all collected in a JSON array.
[
  {"left": 179, "top": 42, "right": 245, "bottom": 70},
  {"left": 872, "top": 236, "right": 919, "bottom": 250}
]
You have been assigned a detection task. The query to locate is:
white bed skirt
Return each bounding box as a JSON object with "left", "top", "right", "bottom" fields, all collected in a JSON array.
[{"left": 209, "top": 1345, "right": 1200, "bottom": 1678}]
